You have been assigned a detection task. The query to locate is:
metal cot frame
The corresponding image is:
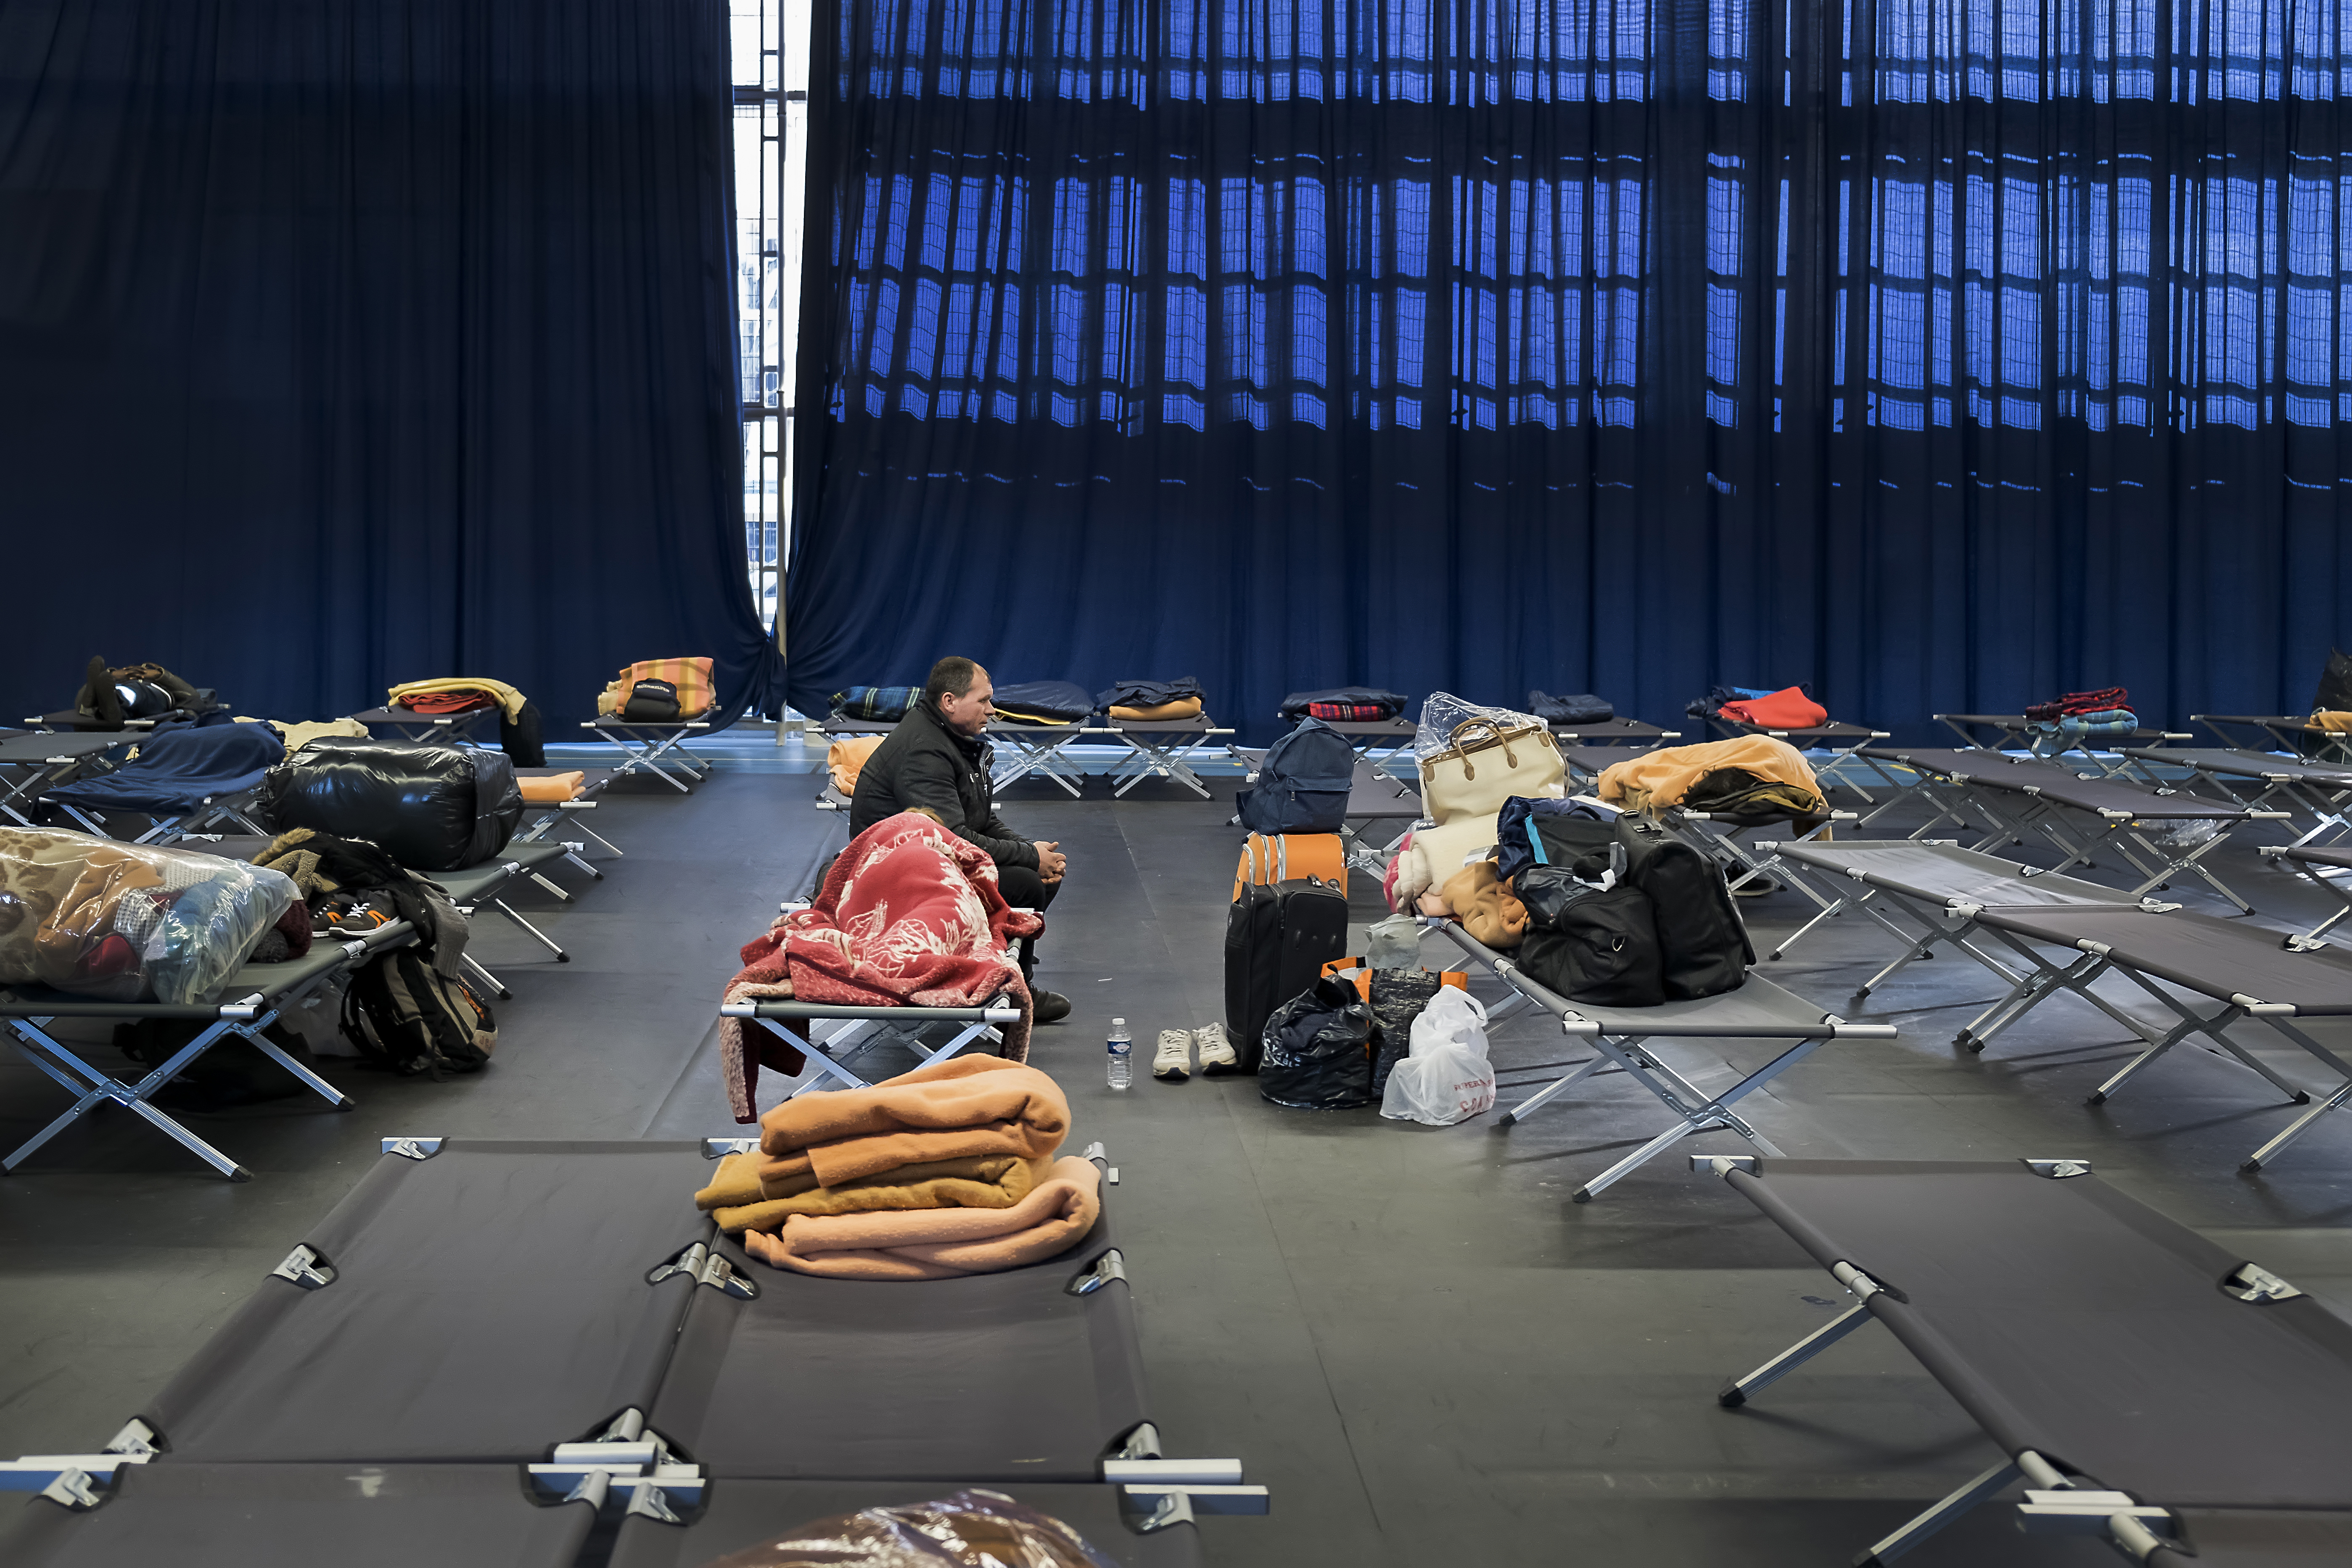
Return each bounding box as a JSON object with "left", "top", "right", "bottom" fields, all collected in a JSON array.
[
  {"left": 1430, "top": 921, "right": 1897, "bottom": 1201},
  {"left": 0, "top": 733, "right": 128, "bottom": 828},
  {"left": 723, "top": 994, "right": 1023, "bottom": 1097},
  {"left": 1934, "top": 712, "right": 2194, "bottom": 775},
  {"left": 579, "top": 719, "right": 715, "bottom": 792},
  {"left": 346, "top": 705, "right": 501, "bottom": 746},
  {"left": 2120, "top": 746, "right": 2352, "bottom": 849},
  {"left": 2260, "top": 843, "right": 2352, "bottom": 950},
  {"left": 1099, "top": 716, "right": 1242, "bottom": 799},
  {"left": 986, "top": 720, "right": 1117, "bottom": 797}
]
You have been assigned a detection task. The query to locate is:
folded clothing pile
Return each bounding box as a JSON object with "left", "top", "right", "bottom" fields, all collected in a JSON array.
[
  {"left": 1279, "top": 686, "right": 1411, "bottom": 723},
  {"left": 694, "top": 1057, "right": 1100, "bottom": 1281},
  {"left": 387, "top": 677, "right": 525, "bottom": 718},
  {"left": 990, "top": 680, "right": 1096, "bottom": 725},
  {"left": 832, "top": 685, "right": 920, "bottom": 723},
  {"left": 1686, "top": 682, "right": 1822, "bottom": 726},
  {"left": 1097, "top": 675, "right": 1204, "bottom": 721},
  {"left": 596, "top": 657, "right": 715, "bottom": 721},
  {"left": 2024, "top": 687, "right": 2136, "bottom": 741},
  {"left": 2024, "top": 686, "right": 2128, "bottom": 721},
  {"left": 1594, "top": 735, "right": 1825, "bottom": 820},
  {"left": 1526, "top": 690, "right": 1614, "bottom": 725},
  {"left": 0, "top": 828, "right": 297, "bottom": 1004},
  {"left": 518, "top": 769, "right": 585, "bottom": 804},
  {"left": 719, "top": 811, "right": 1044, "bottom": 1120}
]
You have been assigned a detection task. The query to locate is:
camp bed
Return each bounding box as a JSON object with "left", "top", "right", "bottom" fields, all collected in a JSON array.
[
  {"left": 0, "top": 920, "right": 415, "bottom": 1180},
  {"left": 0, "top": 732, "right": 127, "bottom": 827},
  {"left": 1311, "top": 713, "right": 1420, "bottom": 783},
  {"left": 723, "top": 990, "right": 1025, "bottom": 1098},
  {"left": 988, "top": 718, "right": 1117, "bottom": 797},
  {"left": 1548, "top": 717, "right": 1681, "bottom": 747},
  {"left": 1858, "top": 747, "right": 2288, "bottom": 912},
  {"left": 513, "top": 766, "right": 622, "bottom": 858},
  {"left": 1949, "top": 903, "right": 2352, "bottom": 1167},
  {"left": 1232, "top": 750, "right": 1423, "bottom": 876},
  {"left": 2195, "top": 713, "right": 2352, "bottom": 764},
  {"left": 579, "top": 717, "right": 715, "bottom": 792},
  {"left": 1100, "top": 714, "right": 1240, "bottom": 799},
  {"left": 21, "top": 711, "right": 169, "bottom": 735},
  {"left": 1692, "top": 1156, "right": 2352, "bottom": 1566},
  {"left": 39, "top": 724, "right": 283, "bottom": 843},
  {"left": 1430, "top": 921, "right": 1897, "bottom": 1201},
  {"left": 2120, "top": 747, "right": 2352, "bottom": 848},
  {"left": 346, "top": 703, "right": 500, "bottom": 745},
  {"left": 1703, "top": 712, "right": 1895, "bottom": 799},
  {"left": 1934, "top": 712, "right": 2193, "bottom": 774},
  {"left": 2258, "top": 844, "right": 2352, "bottom": 951}
]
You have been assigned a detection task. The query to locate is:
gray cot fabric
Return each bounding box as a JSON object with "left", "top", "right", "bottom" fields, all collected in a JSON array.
[
  {"left": 1772, "top": 842, "right": 2141, "bottom": 908},
  {"left": 0, "top": 1464, "right": 592, "bottom": 1568},
  {"left": 1728, "top": 1161, "right": 2352, "bottom": 1509},
  {"left": 1972, "top": 905, "right": 2352, "bottom": 1014},
  {"left": 145, "top": 1141, "right": 712, "bottom": 1463},
  {"left": 2169, "top": 1509, "right": 2352, "bottom": 1565},
  {"left": 648, "top": 1192, "right": 1147, "bottom": 1482},
  {"left": 607, "top": 1480, "right": 1199, "bottom": 1568},
  {"left": 2124, "top": 747, "right": 2352, "bottom": 789}
]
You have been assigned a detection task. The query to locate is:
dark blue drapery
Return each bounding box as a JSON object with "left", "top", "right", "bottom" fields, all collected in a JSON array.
[
  {"left": 0, "top": 0, "right": 785, "bottom": 725},
  {"left": 787, "top": 0, "right": 2352, "bottom": 740}
]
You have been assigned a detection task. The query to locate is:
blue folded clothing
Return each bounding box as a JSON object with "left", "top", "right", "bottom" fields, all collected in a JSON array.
[
  {"left": 990, "top": 681, "right": 1096, "bottom": 725},
  {"left": 1096, "top": 676, "right": 1204, "bottom": 712}
]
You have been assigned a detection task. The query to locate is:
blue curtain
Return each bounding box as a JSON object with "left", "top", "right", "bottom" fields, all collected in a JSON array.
[
  {"left": 0, "top": 0, "right": 786, "bottom": 726},
  {"left": 787, "top": 0, "right": 2352, "bottom": 740}
]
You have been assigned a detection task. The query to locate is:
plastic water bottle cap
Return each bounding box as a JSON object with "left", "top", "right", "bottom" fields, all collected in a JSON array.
[{"left": 1112, "top": 1018, "right": 1125, "bottom": 1027}]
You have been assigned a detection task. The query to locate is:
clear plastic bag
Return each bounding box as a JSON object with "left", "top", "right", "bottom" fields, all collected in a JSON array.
[
  {"left": 0, "top": 828, "right": 296, "bottom": 1004},
  {"left": 693, "top": 1489, "right": 1121, "bottom": 1568},
  {"left": 1414, "top": 690, "right": 1546, "bottom": 760},
  {"left": 1380, "top": 985, "right": 1498, "bottom": 1125}
]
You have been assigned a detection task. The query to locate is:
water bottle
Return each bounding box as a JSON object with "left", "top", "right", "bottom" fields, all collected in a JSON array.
[{"left": 1106, "top": 1018, "right": 1132, "bottom": 1090}]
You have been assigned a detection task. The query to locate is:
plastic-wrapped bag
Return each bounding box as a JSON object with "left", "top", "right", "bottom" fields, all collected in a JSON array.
[
  {"left": 0, "top": 828, "right": 296, "bottom": 1004},
  {"left": 1259, "top": 973, "right": 1378, "bottom": 1109},
  {"left": 1380, "top": 986, "right": 1497, "bottom": 1125},
  {"left": 1414, "top": 691, "right": 1546, "bottom": 760},
  {"left": 693, "top": 1488, "right": 1120, "bottom": 1568}
]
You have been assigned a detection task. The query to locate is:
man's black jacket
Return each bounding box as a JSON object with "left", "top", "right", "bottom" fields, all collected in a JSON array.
[{"left": 847, "top": 698, "right": 1038, "bottom": 869}]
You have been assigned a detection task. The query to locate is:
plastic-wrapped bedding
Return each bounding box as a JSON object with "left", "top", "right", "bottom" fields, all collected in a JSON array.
[
  {"left": 0, "top": 828, "right": 296, "bottom": 1004},
  {"left": 609, "top": 1482, "right": 1200, "bottom": 1568}
]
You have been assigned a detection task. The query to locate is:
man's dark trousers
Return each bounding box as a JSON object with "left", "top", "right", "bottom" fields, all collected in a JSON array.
[{"left": 998, "top": 863, "right": 1060, "bottom": 978}]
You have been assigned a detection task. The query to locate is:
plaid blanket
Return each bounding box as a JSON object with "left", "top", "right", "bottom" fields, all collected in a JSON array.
[{"left": 597, "top": 657, "right": 715, "bottom": 718}]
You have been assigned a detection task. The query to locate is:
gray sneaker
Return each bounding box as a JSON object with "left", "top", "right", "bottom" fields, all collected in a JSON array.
[
  {"left": 1152, "top": 1029, "right": 1192, "bottom": 1082},
  {"left": 1194, "top": 1022, "right": 1239, "bottom": 1075}
]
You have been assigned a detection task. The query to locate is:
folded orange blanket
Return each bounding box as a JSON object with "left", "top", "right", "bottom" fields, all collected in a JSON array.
[
  {"left": 757, "top": 1055, "right": 1070, "bottom": 1186},
  {"left": 518, "top": 770, "right": 584, "bottom": 804},
  {"left": 1596, "top": 735, "right": 1820, "bottom": 815},
  {"left": 695, "top": 1151, "right": 1051, "bottom": 1232},
  {"left": 1110, "top": 697, "right": 1203, "bottom": 721},
  {"left": 740, "top": 1156, "right": 1102, "bottom": 1280}
]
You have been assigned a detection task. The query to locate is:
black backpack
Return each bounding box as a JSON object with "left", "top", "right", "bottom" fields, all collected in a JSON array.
[
  {"left": 621, "top": 678, "right": 683, "bottom": 721},
  {"left": 1615, "top": 815, "right": 1752, "bottom": 999},
  {"left": 343, "top": 949, "right": 497, "bottom": 1077},
  {"left": 1495, "top": 795, "right": 1615, "bottom": 884},
  {"left": 1236, "top": 718, "right": 1355, "bottom": 835}
]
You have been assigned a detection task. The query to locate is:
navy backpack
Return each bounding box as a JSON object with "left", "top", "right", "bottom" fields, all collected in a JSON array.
[{"left": 1236, "top": 717, "right": 1355, "bottom": 835}]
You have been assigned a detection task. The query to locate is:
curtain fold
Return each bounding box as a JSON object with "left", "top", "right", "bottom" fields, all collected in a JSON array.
[
  {"left": 0, "top": 0, "right": 786, "bottom": 725},
  {"left": 789, "top": 0, "right": 2352, "bottom": 741}
]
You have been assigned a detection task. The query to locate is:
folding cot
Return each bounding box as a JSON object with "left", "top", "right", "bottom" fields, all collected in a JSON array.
[
  {"left": 2260, "top": 843, "right": 2352, "bottom": 950},
  {"left": 1692, "top": 1156, "right": 2352, "bottom": 1566},
  {"left": 346, "top": 703, "right": 499, "bottom": 746},
  {"left": 724, "top": 985, "right": 1025, "bottom": 1098},
  {"left": 1100, "top": 713, "right": 1241, "bottom": 799},
  {"left": 1429, "top": 921, "right": 1897, "bottom": 1201},
  {"left": 23, "top": 710, "right": 170, "bottom": 735},
  {"left": 0, "top": 731, "right": 127, "bottom": 827},
  {"left": 1855, "top": 747, "right": 2288, "bottom": 912},
  {"left": 1557, "top": 740, "right": 1657, "bottom": 788},
  {"left": 0, "top": 920, "right": 415, "bottom": 1179},
  {"left": 1232, "top": 750, "right": 1424, "bottom": 876},
  {"left": 1705, "top": 710, "right": 1894, "bottom": 800},
  {"left": 2195, "top": 712, "right": 2352, "bottom": 764},
  {"left": 1549, "top": 716, "right": 1681, "bottom": 747},
  {"left": 987, "top": 716, "right": 1116, "bottom": 797},
  {"left": 0, "top": 1137, "right": 1247, "bottom": 1563},
  {"left": 513, "top": 766, "right": 623, "bottom": 859},
  {"left": 2119, "top": 746, "right": 2352, "bottom": 848},
  {"left": 39, "top": 724, "right": 284, "bottom": 843},
  {"left": 579, "top": 717, "right": 715, "bottom": 792},
  {"left": 1310, "top": 713, "right": 1420, "bottom": 784},
  {"left": 1934, "top": 712, "right": 2193, "bottom": 774},
  {"left": 1555, "top": 758, "right": 1857, "bottom": 906}
]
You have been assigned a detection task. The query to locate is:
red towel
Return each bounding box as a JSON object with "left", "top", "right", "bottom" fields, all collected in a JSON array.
[
  {"left": 1717, "top": 686, "right": 1829, "bottom": 729},
  {"left": 2024, "top": 687, "right": 2128, "bottom": 721}
]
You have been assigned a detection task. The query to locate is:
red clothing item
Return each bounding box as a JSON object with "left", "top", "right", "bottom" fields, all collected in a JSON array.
[{"left": 1718, "top": 686, "right": 1829, "bottom": 729}]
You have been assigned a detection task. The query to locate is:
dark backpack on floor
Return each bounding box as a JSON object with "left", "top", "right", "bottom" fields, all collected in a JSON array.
[
  {"left": 1615, "top": 814, "right": 1752, "bottom": 999},
  {"left": 343, "top": 949, "right": 496, "bottom": 1077},
  {"left": 1236, "top": 717, "right": 1356, "bottom": 836},
  {"left": 1224, "top": 870, "right": 1349, "bottom": 1071}
]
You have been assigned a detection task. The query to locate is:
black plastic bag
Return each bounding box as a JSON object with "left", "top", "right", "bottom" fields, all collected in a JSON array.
[
  {"left": 1259, "top": 974, "right": 1378, "bottom": 1109},
  {"left": 1367, "top": 969, "right": 1444, "bottom": 1095}
]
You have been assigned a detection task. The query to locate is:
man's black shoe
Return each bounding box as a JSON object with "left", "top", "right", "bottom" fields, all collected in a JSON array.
[{"left": 1031, "top": 987, "right": 1072, "bottom": 1024}]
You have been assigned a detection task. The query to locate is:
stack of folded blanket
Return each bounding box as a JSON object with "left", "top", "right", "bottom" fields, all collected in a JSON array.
[
  {"left": 1595, "top": 735, "right": 1826, "bottom": 818},
  {"left": 694, "top": 1057, "right": 1101, "bottom": 1281},
  {"left": 2024, "top": 686, "right": 2136, "bottom": 742}
]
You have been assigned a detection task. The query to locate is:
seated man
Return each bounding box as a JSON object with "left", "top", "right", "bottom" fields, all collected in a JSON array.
[{"left": 849, "top": 656, "right": 1071, "bottom": 1023}]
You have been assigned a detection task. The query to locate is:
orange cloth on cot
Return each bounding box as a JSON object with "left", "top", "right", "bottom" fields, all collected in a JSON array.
[
  {"left": 1716, "top": 686, "right": 1830, "bottom": 729},
  {"left": 828, "top": 735, "right": 885, "bottom": 795},
  {"left": 1109, "top": 698, "right": 1203, "bottom": 721},
  {"left": 755, "top": 1055, "right": 1070, "bottom": 1188},
  {"left": 740, "top": 1156, "right": 1102, "bottom": 1280},
  {"left": 2311, "top": 711, "right": 2352, "bottom": 733},
  {"left": 597, "top": 657, "right": 716, "bottom": 718},
  {"left": 518, "top": 771, "right": 584, "bottom": 804},
  {"left": 1596, "top": 736, "right": 1821, "bottom": 815}
]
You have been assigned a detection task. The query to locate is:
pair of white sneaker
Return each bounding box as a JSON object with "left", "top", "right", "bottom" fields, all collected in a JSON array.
[{"left": 1152, "top": 1022, "right": 1236, "bottom": 1082}]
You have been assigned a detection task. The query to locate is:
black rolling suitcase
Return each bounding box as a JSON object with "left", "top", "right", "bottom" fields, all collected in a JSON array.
[{"left": 1223, "top": 839, "right": 1350, "bottom": 1073}]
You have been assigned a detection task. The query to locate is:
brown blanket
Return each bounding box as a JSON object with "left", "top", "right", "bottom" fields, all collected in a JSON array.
[
  {"left": 757, "top": 1055, "right": 1070, "bottom": 1188},
  {"left": 694, "top": 1151, "right": 1051, "bottom": 1233},
  {"left": 1596, "top": 736, "right": 1822, "bottom": 815},
  {"left": 740, "top": 1156, "right": 1102, "bottom": 1280}
]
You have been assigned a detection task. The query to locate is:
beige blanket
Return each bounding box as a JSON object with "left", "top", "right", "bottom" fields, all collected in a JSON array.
[
  {"left": 694, "top": 1151, "right": 1051, "bottom": 1233},
  {"left": 1596, "top": 735, "right": 1821, "bottom": 814},
  {"left": 757, "top": 1055, "right": 1070, "bottom": 1188},
  {"left": 740, "top": 1156, "right": 1102, "bottom": 1280}
]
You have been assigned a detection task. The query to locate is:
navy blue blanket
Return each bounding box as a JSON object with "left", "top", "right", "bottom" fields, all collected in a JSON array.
[{"left": 47, "top": 723, "right": 285, "bottom": 813}]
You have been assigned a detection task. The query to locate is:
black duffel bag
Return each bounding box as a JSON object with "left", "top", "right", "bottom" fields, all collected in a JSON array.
[
  {"left": 1259, "top": 973, "right": 1379, "bottom": 1110},
  {"left": 257, "top": 740, "right": 524, "bottom": 871},
  {"left": 1615, "top": 814, "right": 1752, "bottom": 999},
  {"left": 1514, "top": 868, "right": 1665, "bottom": 1007}
]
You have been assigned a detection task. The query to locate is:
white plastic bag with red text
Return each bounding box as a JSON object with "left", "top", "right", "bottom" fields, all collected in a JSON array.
[{"left": 1379, "top": 986, "right": 1497, "bottom": 1125}]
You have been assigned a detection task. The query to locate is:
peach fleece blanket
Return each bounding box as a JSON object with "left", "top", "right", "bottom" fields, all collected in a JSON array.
[
  {"left": 756, "top": 1055, "right": 1070, "bottom": 1188},
  {"left": 695, "top": 1151, "right": 1050, "bottom": 1233},
  {"left": 740, "top": 1156, "right": 1102, "bottom": 1280},
  {"left": 1596, "top": 735, "right": 1821, "bottom": 814}
]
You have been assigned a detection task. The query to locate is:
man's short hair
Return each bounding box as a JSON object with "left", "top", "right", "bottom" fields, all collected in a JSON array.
[{"left": 926, "top": 656, "right": 981, "bottom": 707}]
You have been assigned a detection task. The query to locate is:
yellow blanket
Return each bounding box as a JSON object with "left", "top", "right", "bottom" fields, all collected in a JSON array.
[
  {"left": 386, "top": 676, "right": 527, "bottom": 721},
  {"left": 1597, "top": 736, "right": 1820, "bottom": 814}
]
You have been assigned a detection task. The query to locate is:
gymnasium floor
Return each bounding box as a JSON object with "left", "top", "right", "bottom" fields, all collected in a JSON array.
[{"left": 3, "top": 742, "right": 2348, "bottom": 1565}]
